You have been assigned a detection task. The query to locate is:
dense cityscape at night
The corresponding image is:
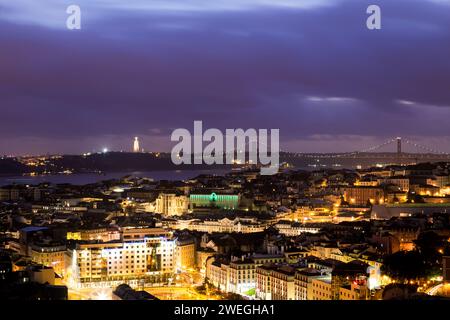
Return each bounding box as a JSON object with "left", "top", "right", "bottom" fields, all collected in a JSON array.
[
  {"left": 2, "top": 148, "right": 450, "bottom": 301},
  {"left": 1, "top": 0, "right": 450, "bottom": 313}
]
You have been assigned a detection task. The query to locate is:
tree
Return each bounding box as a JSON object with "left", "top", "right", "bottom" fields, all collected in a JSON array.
[
  {"left": 415, "top": 231, "right": 447, "bottom": 274},
  {"left": 392, "top": 195, "right": 400, "bottom": 203},
  {"left": 225, "top": 293, "right": 245, "bottom": 300},
  {"left": 382, "top": 251, "right": 427, "bottom": 281},
  {"left": 406, "top": 192, "right": 425, "bottom": 203}
]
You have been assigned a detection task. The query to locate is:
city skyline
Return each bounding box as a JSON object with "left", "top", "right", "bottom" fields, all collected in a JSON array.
[
  {"left": 1, "top": 0, "right": 450, "bottom": 155},
  {"left": 3, "top": 0, "right": 450, "bottom": 305},
  {"left": 3, "top": 134, "right": 449, "bottom": 158}
]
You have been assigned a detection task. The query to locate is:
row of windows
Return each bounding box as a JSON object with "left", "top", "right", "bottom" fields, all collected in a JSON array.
[
  {"left": 230, "top": 277, "right": 253, "bottom": 281},
  {"left": 79, "top": 263, "right": 174, "bottom": 272},
  {"left": 312, "top": 290, "right": 331, "bottom": 298},
  {"left": 313, "top": 283, "right": 330, "bottom": 290}
]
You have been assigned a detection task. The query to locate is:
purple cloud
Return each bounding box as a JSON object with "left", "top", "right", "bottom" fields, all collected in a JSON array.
[{"left": 0, "top": 0, "right": 450, "bottom": 155}]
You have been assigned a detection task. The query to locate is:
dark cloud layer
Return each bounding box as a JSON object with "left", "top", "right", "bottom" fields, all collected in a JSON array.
[{"left": 1, "top": 0, "right": 450, "bottom": 154}]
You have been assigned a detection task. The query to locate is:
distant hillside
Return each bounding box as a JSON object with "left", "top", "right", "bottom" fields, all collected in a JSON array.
[
  {"left": 0, "top": 158, "right": 29, "bottom": 175},
  {"left": 51, "top": 152, "right": 231, "bottom": 173},
  {"left": 2, "top": 151, "right": 450, "bottom": 176}
]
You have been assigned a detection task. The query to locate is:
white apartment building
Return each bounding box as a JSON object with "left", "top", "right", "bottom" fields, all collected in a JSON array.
[
  {"left": 270, "top": 267, "right": 296, "bottom": 300},
  {"left": 294, "top": 268, "right": 329, "bottom": 300},
  {"left": 255, "top": 265, "right": 273, "bottom": 300},
  {"left": 207, "top": 254, "right": 285, "bottom": 296},
  {"left": 168, "top": 217, "right": 267, "bottom": 234},
  {"left": 274, "top": 221, "right": 321, "bottom": 237},
  {"left": 256, "top": 265, "right": 296, "bottom": 300},
  {"left": 68, "top": 228, "right": 177, "bottom": 288}
]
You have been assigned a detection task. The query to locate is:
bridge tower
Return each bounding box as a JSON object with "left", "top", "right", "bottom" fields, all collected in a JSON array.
[{"left": 397, "top": 137, "right": 402, "bottom": 163}]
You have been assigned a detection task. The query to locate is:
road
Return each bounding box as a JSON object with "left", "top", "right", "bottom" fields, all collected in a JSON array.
[
  {"left": 145, "top": 286, "right": 222, "bottom": 300},
  {"left": 426, "top": 283, "right": 443, "bottom": 295},
  {"left": 67, "top": 270, "right": 209, "bottom": 300},
  {"left": 426, "top": 283, "right": 450, "bottom": 297},
  {"left": 68, "top": 283, "right": 222, "bottom": 301},
  {"left": 68, "top": 288, "right": 113, "bottom": 300}
]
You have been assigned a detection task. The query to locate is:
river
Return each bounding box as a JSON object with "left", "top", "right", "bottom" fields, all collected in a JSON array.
[{"left": 0, "top": 169, "right": 231, "bottom": 186}]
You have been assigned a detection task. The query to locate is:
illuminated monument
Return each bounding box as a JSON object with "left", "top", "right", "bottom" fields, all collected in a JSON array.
[
  {"left": 189, "top": 192, "right": 240, "bottom": 210},
  {"left": 133, "top": 137, "right": 140, "bottom": 153}
]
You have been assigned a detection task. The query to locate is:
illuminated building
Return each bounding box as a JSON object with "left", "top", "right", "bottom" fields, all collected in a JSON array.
[
  {"left": 274, "top": 221, "right": 321, "bottom": 236},
  {"left": 196, "top": 250, "right": 216, "bottom": 274},
  {"left": 342, "top": 186, "right": 384, "bottom": 206},
  {"left": 377, "top": 177, "right": 410, "bottom": 192},
  {"left": 385, "top": 191, "right": 407, "bottom": 203},
  {"left": 293, "top": 207, "right": 336, "bottom": 224},
  {"left": 207, "top": 260, "right": 229, "bottom": 292},
  {"left": 228, "top": 258, "right": 256, "bottom": 295},
  {"left": 309, "top": 245, "right": 352, "bottom": 263},
  {"left": 68, "top": 228, "right": 177, "bottom": 288},
  {"left": 189, "top": 193, "right": 240, "bottom": 210},
  {"left": 411, "top": 184, "right": 440, "bottom": 196},
  {"left": 308, "top": 245, "right": 382, "bottom": 279},
  {"left": 176, "top": 238, "right": 196, "bottom": 271},
  {"left": 133, "top": 136, "right": 140, "bottom": 153},
  {"left": 441, "top": 186, "right": 450, "bottom": 196},
  {"left": 135, "top": 193, "right": 189, "bottom": 215},
  {"left": 167, "top": 217, "right": 267, "bottom": 234},
  {"left": 255, "top": 265, "right": 272, "bottom": 300},
  {"left": 387, "top": 226, "right": 420, "bottom": 251},
  {"left": 207, "top": 254, "right": 285, "bottom": 296},
  {"left": 435, "top": 174, "right": 450, "bottom": 188},
  {"left": 155, "top": 193, "right": 189, "bottom": 216},
  {"left": 354, "top": 180, "right": 379, "bottom": 187},
  {"left": 66, "top": 228, "right": 121, "bottom": 242},
  {"left": 29, "top": 265, "right": 59, "bottom": 286},
  {"left": 331, "top": 261, "right": 370, "bottom": 300},
  {"left": 371, "top": 203, "right": 450, "bottom": 220},
  {"left": 294, "top": 268, "right": 328, "bottom": 300},
  {"left": 269, "top": 266, "right": 296, "bottom": 300},
  {"left": 310, "top": 277, "right": 332, "bottom": 300},
  {"left": 30, "top": 243, "right": 67, "bottom": 277},
  {"left": 338, "top": 282, "right": 369, "bottom": 300},
  {"left": 31, "top": 204, "right": 88, "bottom": 213},
  {"left": 255, "top": 265, "right": 296, "bottom": 300}
]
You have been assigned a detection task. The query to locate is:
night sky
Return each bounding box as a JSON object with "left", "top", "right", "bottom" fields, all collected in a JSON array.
[{"left": 1, "top": 0, "right": 450, "bottom": 155}]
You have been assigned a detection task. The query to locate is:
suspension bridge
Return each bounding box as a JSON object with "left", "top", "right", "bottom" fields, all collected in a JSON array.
[
  {"left": 284, "top": 137, "right": 449, "bottom": 158},
  {"left": 230, "top": 137, "right": 450, "bottom": 169},
  {"left": 279, "top": 137, "right": 450, "bottom": 168}
]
